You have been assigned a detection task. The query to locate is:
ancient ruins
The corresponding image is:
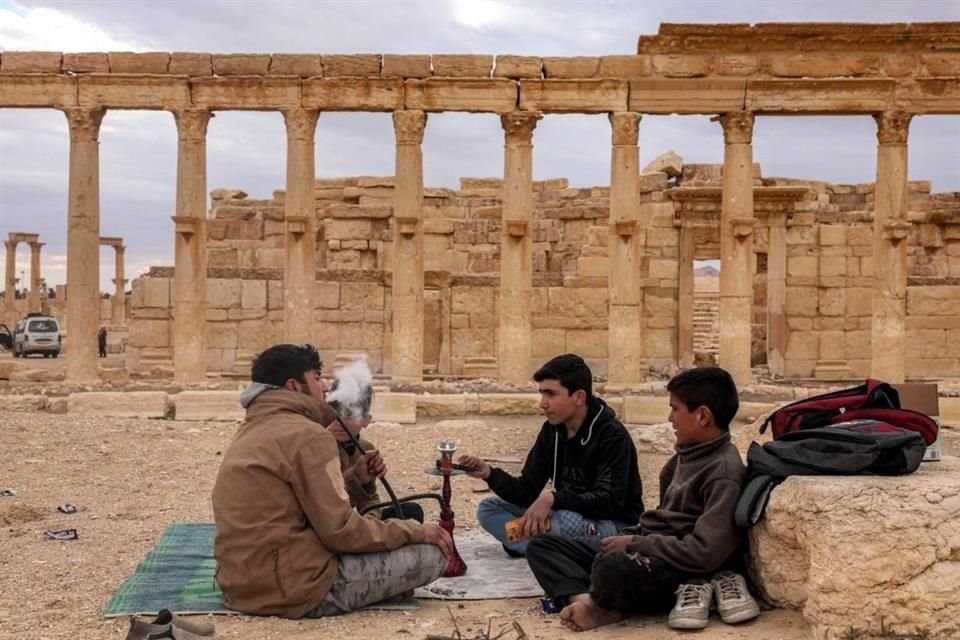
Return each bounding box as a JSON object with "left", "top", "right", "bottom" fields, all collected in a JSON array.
[{"left": 1, "top": 22, "right": 958, "bottom": 388}]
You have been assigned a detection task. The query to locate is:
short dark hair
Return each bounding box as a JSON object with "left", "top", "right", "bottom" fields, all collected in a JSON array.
[
  {"left": 251, "top": 344, "right": 322, "bottom": 387},
  {"left": 666, "top": 367, "right": 739, "bottom": 430},
  {"left": 533, "top": 353, "right": 592, "bottom": 399}
]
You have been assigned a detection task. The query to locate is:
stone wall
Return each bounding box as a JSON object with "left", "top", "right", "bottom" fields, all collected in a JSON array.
[{"left": 127, "top": 166, "right": 960, "bottom": 380}]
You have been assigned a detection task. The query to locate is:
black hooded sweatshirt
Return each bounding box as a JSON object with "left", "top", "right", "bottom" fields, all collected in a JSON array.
[{"left": 486, "top": 396, "right": 644, "bottom": 523}]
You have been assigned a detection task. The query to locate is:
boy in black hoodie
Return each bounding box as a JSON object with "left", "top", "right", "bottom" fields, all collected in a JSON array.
[
  {"left": 525, "top": 366, "right": 758, "bottom": 632},
  {"left": 458, "top": 354, "right": 644, "bottom": 557}
]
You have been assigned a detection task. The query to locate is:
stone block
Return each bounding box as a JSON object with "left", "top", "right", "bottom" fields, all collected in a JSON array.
[
  {"left": 941, "top": 397, "right": 960, "bottom": 428},
  {"left": 405, "top": 78, "right": 517, "bottom": 112},
  {"left": 714, "top": 55, "right": 760, "bottom": 76},
  {"left": 143, "top": 277, "right": 170, "bottom": 308},
  {"left": 493, "top": 55, "right": 541, "bottom": 79},
  {"left": 173, "top": 391, "right": 244, "bottom": 421},
  {"left": 63, "top": 52, "right": 109, "bottom": 73},
  {"left": 191, "top": 76, "right": 299, "bottom": 109},
  {"left": 241, "top": 280, "right": 267, "bottom": 309},
  {"left": 212, "top": 54, "right": 271, "bottom": 76},
  {"left": 623, "top": 396, "right": 669, "bottom": 425},
  {"left": 208, "top": 323, "right": 239, "bottom": 349},
  {"left": 648, "top": 259, "right": 679, "bottom": 280},
  {"left": 417, "top": 393, "right": 468, "bottom": 417},
  {"left": 746, "top": 79, "right": 893, "bottom": 114},
  {"left": 69, "top": 391, "right": 168, "bottom": 418},
  {"left": 767, "top": 53, "right": 879, "bottom": 78},
  {"left": 542, "top": 56, "right": 600, "bottom": 78},
  {"left": 785, "top": 331, "right": 818, "bottom": 360},
  {"left": 130, "top": 319, "right": 170, "bottom": 348},
  {"left": 431, "top": 54, "right": 492, "bottom": 77},
  {"left": 597, "top": 55, "right": 652, "bottom": 78},
  {"left": 787, "top": 256, "right": 818, "bottom": 278},
  {"left": 0, "top": 394, "right": 48, "bottom": 412},
  {"left": 652, "top": 55, "right": 713, "bottom": 78},
  {"left": 477, "top": 393, "right": 541, "bottom": 415},
  {"left": 371, "top": 392, "right": 416, "bottom": 423},
  {"left": 520, "top": 79, "right": 628, "bottom": 113},
  {"left": 921, "top": 53, "right": 960, "bottom": 77},
  {"left": 207, "top": 279, "right": 241, "bottom": 309},
  {"left": 169, "top": 52, "right": 212, "bottom": 76},
  {"left": 0, "top": 74, "right": 78, "bottom": 107},
  {"left": 531, "top": 328, "right": 566, "bottom": 357},
  {"left": 341, "top": 282, "right": 384, "bottom": 310},
  {"left": 818, "top": 224, "right": 847, "bottom": 246},
  {"left": 380, "top": 55, "right": 431, "bottom": 78},
  {"left": 908, "top": 287, "right": 959, "bottom": 316},
  {"left": 108, "top": 52, "right": 170, "bottom": 74},
  {"left": 749, "top": 459, "right": 960, "bottom": 640},
  {"left": 0, "top": 51, "right": 62, "bottom": 73},
  {"left": 643, "top": 329, "right": 675, "bottom": 359},
  {"left": 819, "top": 256, "right": 847, "bottom": 277},
  {"left": 268, "top": 54, "right": 323, "bottom": 77},
  {"left": 322, "top": 54, "right": 380, "bottom": 77}
]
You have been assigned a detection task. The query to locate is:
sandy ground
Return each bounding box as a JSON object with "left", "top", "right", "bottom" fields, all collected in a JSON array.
[{"left": 0, "top": 406, "right": 826, "bottom": 640}]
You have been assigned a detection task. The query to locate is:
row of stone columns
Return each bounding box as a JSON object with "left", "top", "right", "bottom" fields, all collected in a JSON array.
[
  {"left": 53, "top": 105, "right": 912, "bottom": 386},
  {"left": 3, "top": 236, "right": 43, "bottom": 315}
]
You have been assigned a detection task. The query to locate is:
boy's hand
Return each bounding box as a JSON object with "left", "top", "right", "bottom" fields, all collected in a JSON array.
[
  {"left": 457, "top": 454, "right": 490, "bottom": 480},
  {"left": 519, "top": 490, "right": 553, "bottom": 539},
  {"left": 600, "top": 535, "right": 634, "bottom": 555},
  {"left": 355, "top": 450, "right": 386, "bottom": 485},
  {"left": 422, "top": 523, "right": 453, "bottom": 558}
]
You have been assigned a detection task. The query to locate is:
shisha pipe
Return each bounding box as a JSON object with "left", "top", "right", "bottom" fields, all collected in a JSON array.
[{"left": 332, "top": 411, "right": 407, "bottom": 517}]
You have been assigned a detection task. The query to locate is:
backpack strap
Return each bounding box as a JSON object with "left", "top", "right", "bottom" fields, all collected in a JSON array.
[{"left": 735, "top": 474, "right": 782, "bottom": 529}]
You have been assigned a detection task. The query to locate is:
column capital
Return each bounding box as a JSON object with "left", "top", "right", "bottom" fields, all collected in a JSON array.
[
  {"left": 173, "top": 108, "right": 211, "bottom": 143},
  {"left": 282, "top": 108, "right": 320, "bottom": 142},
  {"left": 393, "top": 110, "right": 427, "bottom": 144},
  {"left": 609, "top": 112, "right": 641, "bottom": 146},
  {"left": 874, "top": 111, "right": 912, "bottom": 145},
  {"left": 501, "top": 111, "right": 542, "bottom": 145},
  {"left": 63, "top": 107, "right": 105, "bottom": 143},
  {"left": 28, "top": 241, "right": 45, "bottom": 250},
  {"left": 717, "top": 111, "right": 754, "bottom": 145}
]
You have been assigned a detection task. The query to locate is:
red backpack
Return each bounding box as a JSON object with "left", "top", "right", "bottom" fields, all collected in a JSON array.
[{"left": 759, "top": 379, "right": 938, "bottom": 446}]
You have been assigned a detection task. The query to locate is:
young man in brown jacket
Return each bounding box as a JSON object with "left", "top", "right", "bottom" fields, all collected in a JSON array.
[
  {"left": 526, "top": 367, "right": 759, "bottom": 632},
  {"left": 212, "top": 344, "right": 451, "bottom": 618}
]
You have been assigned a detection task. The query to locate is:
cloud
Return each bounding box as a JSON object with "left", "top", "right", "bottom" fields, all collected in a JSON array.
[{"left": 0, "top": 1, "right": 143, "bottom": 51}]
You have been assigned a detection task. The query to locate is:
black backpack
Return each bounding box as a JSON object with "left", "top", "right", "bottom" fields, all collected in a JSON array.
[{"left": 735, "top": 420, "right": 926, "bottom": 528}]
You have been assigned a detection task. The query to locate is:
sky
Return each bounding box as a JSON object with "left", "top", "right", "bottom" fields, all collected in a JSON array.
[{"left": 1, "top": 0, "right": 959, "bottom": 292}]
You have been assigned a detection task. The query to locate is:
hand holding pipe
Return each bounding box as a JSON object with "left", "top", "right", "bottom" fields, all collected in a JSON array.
[{"left": 333, "top": 412, "right": 405, "bottom": 517}]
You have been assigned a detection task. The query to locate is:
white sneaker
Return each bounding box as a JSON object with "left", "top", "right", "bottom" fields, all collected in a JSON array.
[
  {"left": 710, "top": 571, "right": 760, "bottom": 624},
  {"left": 667, "top": 581, "right": 713, "bottom": 630}
]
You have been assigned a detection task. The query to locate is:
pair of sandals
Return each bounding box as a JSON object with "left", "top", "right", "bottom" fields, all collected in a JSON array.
[{"left": 125, "top": 609, "right": 216, "bottom": 640}]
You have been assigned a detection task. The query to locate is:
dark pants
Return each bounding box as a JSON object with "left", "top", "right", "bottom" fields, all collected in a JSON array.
[
  {"left": 98, "top": 343, "right": 106, "bottom": 357},
  {"left": 381, "top": 502, "right": 424, "bottom": 523},
  {"left": 526, "top": 535, "right": 687, "bottom": 614}
]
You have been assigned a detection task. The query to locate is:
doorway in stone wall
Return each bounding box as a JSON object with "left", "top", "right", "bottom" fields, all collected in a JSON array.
[
  {"left": 692, "top": 259, "right": 720, "bottom": 365},
  {"left": 423, "top": 290, "right": 443, "bottom": 375}
]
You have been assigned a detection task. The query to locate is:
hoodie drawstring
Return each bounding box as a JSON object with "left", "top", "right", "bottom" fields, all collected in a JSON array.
[
  {"left": 579, "top": 403, "right": 604, "bottom": 446},
  {"left": 551, "top": 403, "right": 607, "bottom": 488}
]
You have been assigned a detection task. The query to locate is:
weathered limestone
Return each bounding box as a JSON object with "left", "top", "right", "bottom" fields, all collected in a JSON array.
[
  {"left": 64, "top": 108, "right": 104, "bottom": 383},
  {"left": 371, "top": 391, "right": 417, "bottom": 423},
  {"left": 3, "top": 240, "right": 17, "bottom": 319},
  {"left": 28, "top": 240, "right": 42, "bottom": 311},
  {"left": 390, "top": 110, "right": 427, "bottom": 383},
  {"left": 871, "top": 111, "right": 912, "bottom": 383},
  {"left": 717, "top": 112, "right": 755, "bottom": 388},
  {"left": 172, "top": 109, "right": 209, "bottom": 384},
  {"left": 750, "top": 458, "right": 960, "bottom": 640},
  {"left": 622, "top": 395, "right": 669, "bottom": 424},
  {"left": 100, "top": 237, "right": 126, "bottom": 325},
  {"left": 172, "top": 390, "right": 244, "bottom": 421},
  {"left": 607, "top": 112, "right": 644, "bottom": 384},
  {"left": 498, "top": 111, "right": 541, "bottom": 384},
  {"left": 677, "top": 222, "right": 695, "bottom": 368},
  {"left": 68, "top": 391, "right": 168, "bottom": 418},
  {"left": 282, "top": 108, "right": 320, "bottom": 344},
  {"left": 766, "top": 211, "right": 787, "bottom": 376}
]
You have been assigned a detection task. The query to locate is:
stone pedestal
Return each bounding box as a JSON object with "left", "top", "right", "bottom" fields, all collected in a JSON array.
[
  {"left": 283, "top": 108, "right": 320, "bottom": 345},
  {"left": 766, "top": 211, "right": 787, "bottom": 377},
  {"left": 870, "top": 111, "right": 912, "bottom": 383},
  {"left": 677, "top": 222, "right": 695, "bottom": 369},
  {"left": 717, "top": 112, "right": 755, "bottom": 389},
  {"left": 498, "top": 111, "right": 540, "bottom": 385},
  {"left": 64, "top": 108, "right": 104, "bottom": 383},
  {"left": 607, "top": 112, "right": 645, "bottom": 383},
  {"left": 172, "top": 109, "right": 210, "bottom": 384},
  {"left": 390, "top": 110, "right": 427, "bottom": 384}
]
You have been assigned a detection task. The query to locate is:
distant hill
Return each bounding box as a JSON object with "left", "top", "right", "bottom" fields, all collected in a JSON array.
[{"left": 694, "top": 265, "right": 720, "bottom": 277}]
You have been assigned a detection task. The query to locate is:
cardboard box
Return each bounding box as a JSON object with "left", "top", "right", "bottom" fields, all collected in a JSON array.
[{"left": 893, "top": 383, "right": 942, "bottom": 462}]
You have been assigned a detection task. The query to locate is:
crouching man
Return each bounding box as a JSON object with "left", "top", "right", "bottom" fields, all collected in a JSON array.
[{"left": 212, "top": 344, "right": 451, "bottom": 618}]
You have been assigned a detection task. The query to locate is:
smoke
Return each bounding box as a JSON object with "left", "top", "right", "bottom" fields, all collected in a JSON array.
[{"left": 326, "top": 357, "right": 374, "bottom": 419}]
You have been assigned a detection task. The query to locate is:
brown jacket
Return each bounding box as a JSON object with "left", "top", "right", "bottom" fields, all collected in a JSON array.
[{"left": 212, "top": 389, "right": 424, "bottom": 618}]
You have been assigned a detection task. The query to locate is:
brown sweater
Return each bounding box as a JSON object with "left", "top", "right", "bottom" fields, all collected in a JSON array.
[
  {"left": 625, "top": 432, "right": 745, "bottom": 574},
  {"left": 212, "top": 389, "right": 424, "bottom": 618}
]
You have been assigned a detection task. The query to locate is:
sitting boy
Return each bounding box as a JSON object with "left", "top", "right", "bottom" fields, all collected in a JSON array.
[{"left": 526, "top": 366, "right": 759, "bottom": 631}]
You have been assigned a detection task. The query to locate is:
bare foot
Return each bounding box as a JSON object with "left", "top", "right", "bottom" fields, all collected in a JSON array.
[{"left": 559, "top": 597, "right": 623, "bottom": 632}]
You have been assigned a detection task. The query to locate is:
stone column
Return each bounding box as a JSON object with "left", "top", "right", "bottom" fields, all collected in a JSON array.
[
  {"left": 4, "top": 240, "right": 16, "bottom": 316},
  {"left": 870, "top": 111, "right": 912, "bottom": 383},
  {"left": 64, "top": 108, "right": 105, "bottom": 383},
  {"left": 172, "top": 109, "right": 210, "bottom": 384},
  {"left": 606, "top": 112, "right": 644, "bottom": 384},
  {"left": 282, "top": 108, "right": 320, "bottom": 344},
  {"left": 717, "top": 112, "right": 756, "bottom": 389},
  {"left": 677, "top": 222, "right": 696, "bottom": 369},
  {"left": 112, "top": 245, "right": 126, "bottom": 325},
  {"left": 766, "top": 211, "right": 787, "bottom": 376},
  {"left": 28, "top": 241, "right": 43, "bottom": 311},
  {"left": 390, "top": 110, "right": 427, "bottom": 383},
  {"left": 498, "top": 111, "right": 541, "bottom": 385}
]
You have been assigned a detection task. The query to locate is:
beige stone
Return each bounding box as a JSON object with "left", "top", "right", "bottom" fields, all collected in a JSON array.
[
  {"left": 268, "top": 54, "right": 323, "bottom": 77},
  {"left": 493, "top": 55, "right": 541, "bottom": 78},
  {"left": 542, "top": 56, "right": 600, "bottom": 78},
  {"left": 322, "top": 54, "right": 381, "bottom": 77},
  {"left": 173, "top": 390, "right": 244, "bottom": 421},
  {"left": 417, "top": 393, "right": 468, "bottom": 416},
  {"left": 622, "top": 396, "right": 669, "bottom": 425},
  {"left": 371, "top": 392, "right": 416, "bottom": 423},
  {"left": 0, "top": 394, "right": 48, "bottom": 412},
  {"left": 381, "top": 55, "right": 431, "bottom": 78},
  {"left": 642, "top": 150, "right": 683, "bottom": 177},
  {"left": 1, "top": 51, "right": 62, "bottom": 73},
  {"left": 68, "top": 391, "right": 168, "bottom": 418},
  {"left": 477, "top": 393, "right": 541, "bottom": 415},
  {"left": 405, "top": 78, "right": 516, "bottom": 112},
  {"left": 63, "top": 52, "right": 109, "bottom": 74},
  {"left": 108, "top": 52, "right": 170, "bottom": 74},
  {"left": 431, "top": 55, "right": 492, "bottom": 77},
  {"left": 628, "top": 423, "right": 676, "bottom": 454},
  {"left": 212, "top": 54, "right": 271, "bottom": 76},
  {"left": 169, "top": 52, "right": 212, "bottom": 76},
  {"left": 597, "top": 55, "right": 652, "bottom": 78},
  {"left": 520, "top": 79, "right": 628, "bottom": 113}
]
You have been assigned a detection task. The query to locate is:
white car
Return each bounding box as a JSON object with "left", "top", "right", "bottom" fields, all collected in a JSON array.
[{"left": 13, "top": 313, "right": 61, "bottom": 358}]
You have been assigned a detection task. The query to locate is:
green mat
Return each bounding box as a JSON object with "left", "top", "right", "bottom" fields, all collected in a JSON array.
[{"left": 104, "top": 522, "right": 419, "bottom": 618}]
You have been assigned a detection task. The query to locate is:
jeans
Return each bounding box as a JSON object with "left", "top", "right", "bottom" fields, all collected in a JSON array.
[{"left": 475, "top": 495, "right": 630, "bottom": 556}]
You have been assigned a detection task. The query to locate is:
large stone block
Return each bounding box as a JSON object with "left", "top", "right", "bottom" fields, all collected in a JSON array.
[
  {"left": 417, "top": 393, "right": 468, "bottom": 417},
  {"left": 0, "top": 74, "right": 78, "bottom": 107},
  {"left": 597, "top": 55, "right": 652, "bottom": 78},
  {"left": 63, "top": 52, "right": 109, "bottom": 73},
  {"left": 191, "top": 76, "right": 300, "bottom": 109},
  {"left": 302, "top": 78, "right": 403, "bottom": 111},
  {"left": 652, "top": 54, "right": 713, "bottom": 78},
  {"left": 750, "top": 459, "right": 960, "bottom": 640},
  {"left": 169, "top": 52, "right": 212, "bottom": 76},
  {"left": 629, "top": 78, "right": 745, "bottom": 114},
  {"left": 542, "top": 56, "right": 600, "bottom": 78},
  {"left": 746, "top": 79, "right": 894, "bottom": 114},
  {"left": 371, "top": 392, "right": 416, "bottom": 423},
  {"left": 623, "top": 395, "right": 669, "bottom": 425},
  {"left": 405, "top": 78, "right": 517, "bottom": 112},
  {"left": 322, "top": 54, "right": 381, "bottom": 77},
  {"left": 477, "top": 393, "right": 541, "bottom": 415},
  {"left": 207, "top": 279, "right": 241, "bottom": 309},
  {"left": 908, "top": 287, "right": 960, "bottom": 316},
  {"left": 0, "top": 51, "right": 62, "bottom": 73},
  {"left": 268, "top": 54, "right": 322, "bottom": 77},
  {"left": 431, "top": 55, "right": 493, "bottom": 77},
  {"left": 380, "top": 55, "right": 431, "bottom": 78},
  {"left": 212, "top": 54, "right": 271, "bottom": 76},
  {"left": 69, "top": 391, "right": 168, "bottom": 418},
  {"left": 520, "top": 79, "right": 628, "bottom": 113},
  {"left": 493, "top": 55, "right": 541, "bottom": 79},
  {"left": 173, "top": 391, "right": 244, "bottom": 421},
  {"left": 108, "top": 52, "right": 171, "bottom": 74},
  {"left": 79, "top": 74, "right": 190, "bottom": 109},
  {"left": 241, "top": 280, "right": 267, "bottom": 309},
  {"left": 0, "top": 394, "right": 48, "bottom": 412},
  {"left": 129, "top": 319, "right": 170, "bottom": 348}
]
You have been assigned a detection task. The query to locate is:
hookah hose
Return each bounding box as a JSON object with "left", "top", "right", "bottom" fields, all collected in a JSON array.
[{"left": 334, "top": 413, "right": 412, "bottom": 518}]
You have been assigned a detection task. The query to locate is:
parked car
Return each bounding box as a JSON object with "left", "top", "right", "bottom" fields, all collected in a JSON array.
[{"left": 12, "top": 313, "right": 61, "bottom": 358}]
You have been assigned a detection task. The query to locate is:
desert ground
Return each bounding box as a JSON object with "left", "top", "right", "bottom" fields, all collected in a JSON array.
[{"left": 3, "top": 370, "right": 955, "bottom": 640}]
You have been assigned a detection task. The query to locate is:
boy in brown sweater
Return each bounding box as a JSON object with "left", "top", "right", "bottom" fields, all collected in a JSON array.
[{"left": 525, "top": 367, "right": 759, "bottom": 631}]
